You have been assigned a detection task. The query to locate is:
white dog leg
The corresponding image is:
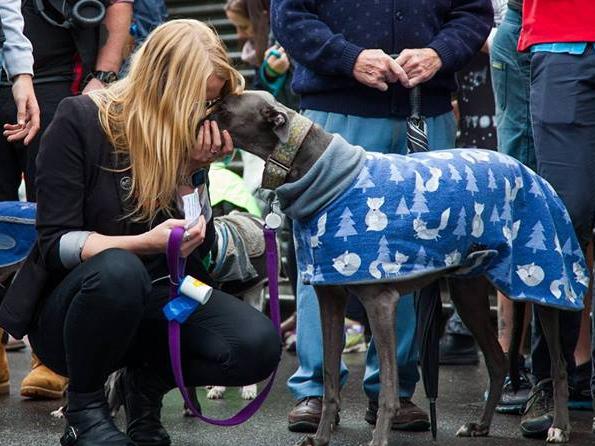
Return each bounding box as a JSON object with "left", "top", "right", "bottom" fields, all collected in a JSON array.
[
  {"left": 240, "top": 384, "right": 257, "bottom": 400},
  {"left": 206, "top": 386, "right": 226, "bottom": 400}
]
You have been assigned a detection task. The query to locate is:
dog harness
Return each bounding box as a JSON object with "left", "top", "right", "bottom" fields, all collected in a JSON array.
[{"left": 288, "top": 136, "right": 587, "bottom": 311}]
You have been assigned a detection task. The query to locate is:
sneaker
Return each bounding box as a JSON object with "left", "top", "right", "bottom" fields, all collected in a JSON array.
[
  {"left": 344, "top": 321, "right": 367, "bottom": 353},
  {"left": 496, "top": 371, "right": 533, "bottom": 414},
  {"left": 287, "top": 397, "right": 340, "bottom": 433},
  {"left": 568, "top": 362, "right": 593, "bottom": 410},
  {"left": 439, "top": 333, "right": 479, "bottom": 365},
  {"left": 520, "top": 379, "right": 554, "bottom": 438},
  {"left": 365, "top": 398, "right": 430, "bottom": 431}
]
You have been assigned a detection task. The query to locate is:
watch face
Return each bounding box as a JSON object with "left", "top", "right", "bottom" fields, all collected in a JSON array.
[{"left": 94, "top": 71, "right": 118, "bottom": 84}]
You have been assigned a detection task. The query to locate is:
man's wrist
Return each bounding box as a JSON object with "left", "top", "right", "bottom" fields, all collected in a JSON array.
[{"left": 12, "top": 73, "right": 33, "bottom": 82}]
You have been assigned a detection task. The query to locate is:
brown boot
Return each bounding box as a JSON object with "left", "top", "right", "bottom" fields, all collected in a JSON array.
[
  {"left": 0, "top": 330, "right": 9, "bottom": 395},
  {"left": 20, "top": 353, "right": 68, "bottom": 399}
]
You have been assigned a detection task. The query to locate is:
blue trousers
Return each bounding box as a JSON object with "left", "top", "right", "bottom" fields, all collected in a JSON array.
[
  {"left": 288, "top": 110, "right": 457, "bottom": 400},
  {"left": 490, "top": 8, "right": 536, "bottom": 171}
]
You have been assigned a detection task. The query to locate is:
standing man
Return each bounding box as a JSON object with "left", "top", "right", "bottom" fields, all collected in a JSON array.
[
  {"left": 272, "top": 0, "right": 493, "bottom": 433},
  {"left": 0, "top": 0, "right": 40, "bottom": 397},
  {"left": 517, "top": 0, "right": 595, "bottom": 438},
  {"left": 0, "top": 0, "right": 133, "bottom": 401}
]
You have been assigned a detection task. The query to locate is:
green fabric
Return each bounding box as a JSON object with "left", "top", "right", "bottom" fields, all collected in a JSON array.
[{"left": 208, "top": 163, "right": 262, "bottom": 217}]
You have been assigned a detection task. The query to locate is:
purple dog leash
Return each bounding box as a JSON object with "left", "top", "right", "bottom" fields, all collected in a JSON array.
[{"left": 166, "top": 225, "right": 281, "bottom": 426}]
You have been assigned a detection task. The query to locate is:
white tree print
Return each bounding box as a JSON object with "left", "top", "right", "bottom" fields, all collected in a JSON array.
[
  {"left": 529, "top": 179, "right": 543, "bottom": 197},
  {"left": 488, "top": 168, "right": 497, "bottom": 191},
  {"left": 376, "top": 235, "right": 391, "bottom": 263},
  {"left": 448, "top": 164, "right": 462, "bottom": 182},
  {"left": 354, "top": 165, "right": 375, "bottom": 193},
  {"left": 525, "top": 221, "right": 547, "bottom": 253},
  {"left": 411, "top": 173, "right": 429, "bottom": 215},
  {"left": 335, "top": 207, "right": 358, "bottom": 241},
  {"left": 414, "top": 246, "right": 427, "bottom": 269},
  {"left": 562, "top": 238, "right": 573, "bottom": 256},
  {"left": 501, "top": 199, "right": 512, "bottom": 223},
  {"left": 453, "top": 207, "right": 467, "bottom": 240},
  {"left": 489, "top": 204, "right": 500, "bottom": 224},
  {"left": 465, "top": 165, "right": 479, "bottom": 195},
  {"left": 390, "top": 163, "right": 404, "bottom": 183},
  {"left": 396, "top": 196, "right": 410, "bottom": 219}
]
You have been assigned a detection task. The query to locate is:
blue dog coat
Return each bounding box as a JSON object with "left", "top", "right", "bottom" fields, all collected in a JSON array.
[{"left": 287, "top": 137, "right": 587, "bottom": 311}]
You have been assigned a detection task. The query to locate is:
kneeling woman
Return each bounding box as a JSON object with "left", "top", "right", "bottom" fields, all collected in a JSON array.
[{"left": 29, "top": 20, "right": 280, "bottom": 445}]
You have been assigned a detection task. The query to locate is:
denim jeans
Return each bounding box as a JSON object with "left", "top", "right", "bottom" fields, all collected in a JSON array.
[
  {"left": 287, "top": 109, "right": 457, "bottom": 401},
  {"left": 490, "top": 8, "right": 536, "bottom": 171}
]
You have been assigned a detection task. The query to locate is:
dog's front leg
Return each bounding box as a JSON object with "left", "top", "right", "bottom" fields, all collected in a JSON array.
[
  {"left": 536, "top": 307, "right": 571, "bottom": 443},
  {"left": 350, "top": 284, "right": 399, "bottom": 446},
  {"left": 295, "top": 286, "right": 347, "bottom": 446}
]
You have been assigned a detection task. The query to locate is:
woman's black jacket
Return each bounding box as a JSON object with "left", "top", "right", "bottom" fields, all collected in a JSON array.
[{"left": 0, "top": 95, "right": 216, "bottom": 338}]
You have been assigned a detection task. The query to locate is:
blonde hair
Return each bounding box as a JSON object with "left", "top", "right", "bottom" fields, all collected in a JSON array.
[{"left": 89, "top": 19, "right": 244, "bottom": 221}]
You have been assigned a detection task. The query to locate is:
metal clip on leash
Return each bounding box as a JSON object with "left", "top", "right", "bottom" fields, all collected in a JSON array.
[{"left": 163, "top": 223, "right": 281, "bottom": 426}]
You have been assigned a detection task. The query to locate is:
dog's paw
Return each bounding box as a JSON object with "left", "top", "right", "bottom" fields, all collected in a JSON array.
[
  {"left": 240, "top": 384, "right": 257, "bottom": 400},
  {"left": 456, "top": 422, "right": 489, "bottom": 437},
  {"left": 50, "top": 406, "right": 65, "bottom": 419},
  {"left": 294, "top": 436, "right": 327, "bottom": 446},
  {"left": 546, "top": 427, "right": 569, "bottom": 443},
  {"left": 206, "top": 386, "right": 225, "bottom": 400}
]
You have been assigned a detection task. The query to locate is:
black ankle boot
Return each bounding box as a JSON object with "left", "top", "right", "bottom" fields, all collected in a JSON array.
[
  {"left": 61, "top": 389, "right": 135, "bottom": 445},
  {"left": 117, "top": 367, "right": 173, "bottom": 446}
]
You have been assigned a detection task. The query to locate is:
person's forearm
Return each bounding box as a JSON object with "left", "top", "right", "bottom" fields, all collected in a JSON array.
[
  {"left": 271, "top": 0, "right": 363, "bottom": 77},
  {"left": 0, "top": 0, "right": 34, "bottom": 78},
  {"left": 81, "top": 232, "right": 155, "bottom": 261},
  {"left": 95, "top": 2, "right": 133, "bottom": 72}
]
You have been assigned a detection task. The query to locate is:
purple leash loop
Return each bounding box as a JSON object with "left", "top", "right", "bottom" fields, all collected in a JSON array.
[{"left": 166, "top": 225, "right": 281, "bottom": 426}]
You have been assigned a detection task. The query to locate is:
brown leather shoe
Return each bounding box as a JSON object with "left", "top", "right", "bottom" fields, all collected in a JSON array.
[
  {"left": 365, "top": 398, "right": 430, "bottom": 431},
  {"left": 20, "top": 354, "right": 68, "bottom": 400},
  {"left": 287, "top": 397, "right": 340, "bottom": 433},
  {"left": 0, "top": 332, "right": 9, "bottom": 395}
]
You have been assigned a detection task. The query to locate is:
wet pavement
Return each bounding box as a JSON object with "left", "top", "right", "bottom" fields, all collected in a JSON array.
[{"left": 0, "top": 345, "right": 593, "bottom": 446}]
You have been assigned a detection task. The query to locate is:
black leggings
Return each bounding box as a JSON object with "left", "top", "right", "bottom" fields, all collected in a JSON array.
[{"left": 29, "top": 249, "right": 281, "bottom": 393}]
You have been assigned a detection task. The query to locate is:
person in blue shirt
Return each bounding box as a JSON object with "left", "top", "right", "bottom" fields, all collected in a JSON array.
[{"left": 271, "top": 0, "right": 493, "bottom": 433}]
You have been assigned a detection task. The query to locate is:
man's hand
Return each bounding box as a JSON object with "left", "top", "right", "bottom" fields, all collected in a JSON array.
[
  {"left": 395, "top": 48, "right": 442, "bottom": 87},
  {"left": 3, "top": 74, "right": 40, "bottom": 145},
  {"left": 82, "top": 78, "right": 106, "bottom": 95},
  {"left": 353, "top": 49, "right": 409, "bottom": 91}
]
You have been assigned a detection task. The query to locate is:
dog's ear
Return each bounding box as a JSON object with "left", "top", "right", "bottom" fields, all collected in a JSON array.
[{"left": 261, "top": 105, "right": 290, "bottom": 144}]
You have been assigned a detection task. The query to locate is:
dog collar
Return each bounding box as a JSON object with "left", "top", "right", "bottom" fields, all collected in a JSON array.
[{"left": 261, "top": 114, "right": 313, "bottom": 190}]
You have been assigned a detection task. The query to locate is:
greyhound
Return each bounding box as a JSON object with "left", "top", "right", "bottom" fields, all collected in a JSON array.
[{"left": 209, "top": 91, "right": 586, "bottom": 446}]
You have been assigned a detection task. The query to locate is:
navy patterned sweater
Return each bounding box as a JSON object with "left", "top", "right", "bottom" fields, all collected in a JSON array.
[{"left": 271, "top": 0, "right": 494, "bottom": 118}]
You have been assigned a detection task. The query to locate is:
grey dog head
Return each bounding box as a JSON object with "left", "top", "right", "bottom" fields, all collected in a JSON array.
[{"left": 208, "top": 91, "right": 296, "bottom": 159}]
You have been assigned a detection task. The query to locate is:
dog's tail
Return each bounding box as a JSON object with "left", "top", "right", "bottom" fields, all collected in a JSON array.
[{"left": 508, "top": 301, "right": 527, "bottom": 392}]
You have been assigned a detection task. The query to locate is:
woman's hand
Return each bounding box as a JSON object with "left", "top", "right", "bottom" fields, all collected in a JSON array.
[
  {"left": 189, "top": 120, "right": 234, "bottom": 170},
  {"left": 264, "top": 46, "right": 290, "bottom": 76},
  {"left": 141, "top": 216, "right": 206, "bottom": 257}
]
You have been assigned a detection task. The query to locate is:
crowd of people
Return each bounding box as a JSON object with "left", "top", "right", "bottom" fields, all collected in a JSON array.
[{"left": 0, "top": 0, "right": 593, "bottom": 445}]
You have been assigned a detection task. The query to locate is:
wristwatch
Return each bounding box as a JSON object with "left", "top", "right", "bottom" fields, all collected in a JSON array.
[{"left": 84, "top": 70, "right": 119, "bottom": 86}]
